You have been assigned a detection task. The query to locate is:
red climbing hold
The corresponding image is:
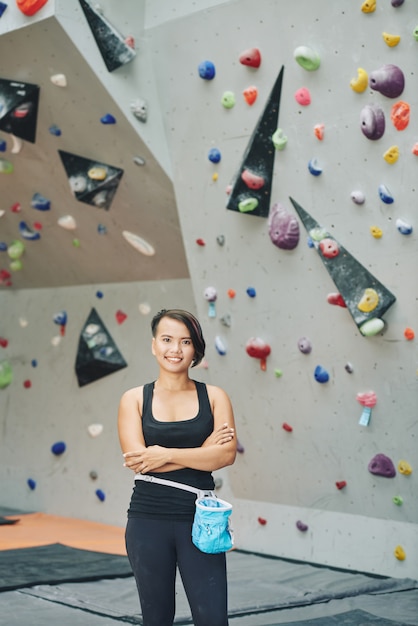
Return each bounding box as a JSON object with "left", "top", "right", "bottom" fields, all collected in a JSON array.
[
  {"left": 239, "top": 48, "right": 261, "bottom": 68},
  {"left": 245, "top": 338, "right": 271, "bottom": 371},
  {"left": 115, "top": 310, "right": 127, "bottom": 324},
  {"left": 196, "top": 238, "right": 206, "bottom": 246},
  {"left": 0, "top": 337, "right": 8, "bottom": 348},
  {"left": 10, "top": 203, "right": 21, "bottom": 213},
  {"left": 335, "top": 481, "right": 347, "bottom": 490},
  {"left": 257, "top": 517, "right": 267, "bottom": 525},
  {"left": 282, "top": 422, "right": 293, "bottom": 432},
  {"left": 23, "top": 379, "right": 32, "bottom": 388},
  {"left": 327, "top": 293, "right": 347, "bottom": 308}
]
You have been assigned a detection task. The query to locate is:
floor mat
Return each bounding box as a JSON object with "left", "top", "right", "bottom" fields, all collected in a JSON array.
[
  {"left": 0, "top": 543, "right": 133, "bottom": 592},
  {"left": 267, "top": 608, "right": 412, "bottom": 625}
]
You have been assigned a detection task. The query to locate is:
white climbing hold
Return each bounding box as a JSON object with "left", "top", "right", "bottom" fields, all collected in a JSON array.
[
  {"left": 122, "top": 230, "right": 155, "bottom": 256},
  {"left": 50, "top": 73, "right": 67, "bottom": 87},
  {"left": 57, "top": 215, "right": 77, "bottom": 230}
]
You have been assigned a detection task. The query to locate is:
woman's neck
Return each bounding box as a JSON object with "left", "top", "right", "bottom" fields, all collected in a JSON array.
[{"left": 155, "top": 372, "right": 194, "bottom": 392}]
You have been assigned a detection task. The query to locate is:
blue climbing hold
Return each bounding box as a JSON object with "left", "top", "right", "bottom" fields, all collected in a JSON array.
[
  {"left": 314, "top": 365, "right": 329, "bottom": 383},
  {"left": 96, "top": 290, "right": 104, "bottom": 299},
  {"left": 378, "top": 184, "right": 394, "bottom": 204},
  {"left": 51, "top": 441, "right": 66, "bottom": 455},
  {"left": 97, "top": 223, "right": 107, "bottom": 234},
  {"left": 27, "top": 478, "right": 36, "bottom": 490},
  {"left": 95, "top": 489, "right": 106, "bottom": 502},
  {"left": 0, "top": 3, "right": 7, "bottom": 18},
  {"left": 198, "top": 60, "right": 216, "bottom": 80},
  {"left": 100, "top": 113, "right": 116, "bottom": 124},
  {"left": 0, "top": 242, "right": 7, "bottom": 251},
  {"left": 246, "top": 287, "right": 257, "bottom": 298},
  {"left": 49, "top": 124, "right": 62, "bottom": 136},
  {"left": 208, "top": 148, "right": 221, "bottom": 163},
  {"left": 31, "top": 193, "right": 51, "bottom": 211},
  {"left": 31, "top": 359, "right": 38, "bottom": 367},
  {"left": 0, "top": 139, "right": 6, "bottom": 151},
  {"left": 19, "top": 221, "right": 41, "bottom": 241}
]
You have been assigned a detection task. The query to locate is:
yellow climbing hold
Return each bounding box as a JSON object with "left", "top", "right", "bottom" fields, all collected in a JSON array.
[
  {"left": 88, "top": 167, "right": 107, "bottom": 181},
  {"left": 361, "top": 0, "right": 376, "bottom": 13},
  {"left": 394, "top": 545, "right": 406, "bottom": 561},
  {"left": 398, "top": 460, "right": 412, "bottom": 475},
  {"left": 370, "top": 226, "right": 383, "bottom": 239},
  {"left": 382, "top": 32, "right": 401, "bottom": 47},
  {"left": 212, "top": 172, "right": 218, "bottom": 182},
  {"left": 350, "top": 68, "right": 369, "bottom": 93},
  {"left": 357, "top": 288, "right": 379, "bottom": 312},
  {"left": 383, "top": 146, "right": 399, "bottom": 164}
]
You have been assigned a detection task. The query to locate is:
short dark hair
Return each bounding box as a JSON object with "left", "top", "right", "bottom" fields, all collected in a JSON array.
[{"left": 151, "top": 309, "right": 206, "bottom": 367}]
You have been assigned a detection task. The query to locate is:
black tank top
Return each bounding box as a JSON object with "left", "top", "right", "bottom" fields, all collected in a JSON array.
[{"left": 127, "top": 380, "right": 215, "bottom": 520}]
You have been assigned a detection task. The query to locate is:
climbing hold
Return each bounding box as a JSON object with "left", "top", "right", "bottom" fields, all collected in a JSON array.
[
  {"left": 368, "top": 453, "right": 396, "bottom": 477},
  {"left": 391, "top": 0, "right": 404, "bottom": 5},
  {"left": 268, "top": 202, "right": 300, "bottom": 250},
  {"left": 357, "top": 288, "right": 379, "bottom": 312},
  {"left": 198, "top": 60, "right": 216, "bottom": 80},
  {"left": 391, "top": 101, "right": 410, "bottom": 131},
  {"left": 216, "top": 235, "right": 225, "bottom": 246},
  {"left": 393, "top": 496, "right": 403, "bottom": 506},
  {"left": 239, "top": 48, "right": 261, "bottom": 68},
  {"left": 100, "top": 113, "right": 116, "bottom": 124},
  {"left": 298, "top": 337, "right": 312, "bottom": 354},
  {"left": 138, "top": 302, "right": 151, "bottom": 315},
  {"left": 0, "top": 338, "right": 8, "bottom": 348},
  {"left": 319, "top": 238, "right": 339, "bottom": 258},
  {"left": 88, "top": 423, "right": 104, "bottom": 437},
  {"left": 350, "top": 68, "right": 369, "bottom": 93},
  {"left": 88, "top": 167, "right": 107, "bottom": 181},
  {"left": 27, "top": 478, "right": 36, "bottom": 490},
  {"left": 296, "top": 520, "right": 308, "bottom": 532},
  {"left": 360, "top": 104, "right": 385, "bottom": 140},
  {"left": 245, "top": 338, "right": 271, "bottom": 371},
  {"left": 243, "top": 86, "right": 258, "bottom": 105},
  {"left": 361, "top": 0, "right": 376, "bottom": 12},
  {"left": 10, "top": 259, "right": 23, "bottom": 271},
  {"left": 359, "top": 318, "right": 385, "bottom": 336},
  {"left": 335, "top": 481, "right": 347, "bottom": 490},
  {"left": 396, "top": 218, "right": 413, "bottom": 235},
  {"left": 7, "top": 240, "right": 25, "bottom": 260},
  {"left": 382, "top": 32, "right": 401, "bottom": 47},
  {"left": 404, "top": 327, "right": 415, "bottom": 340},
  {"left": 282, "top": 422, "right": 293, "bottom": 432},
  {"left": 257, "top": 517, "right": 267, "bottom": 525},
  {"left": 23, "top": 379, "right": 31, "bottom": 389},
  {"left": 130, "top": 98, "right": 148, "bottom": 122},
  {"left": 241, "top": 169, "right": 265, "bottom": 190},
  {"left": 294, "top": 45, "right": 320, "bottom": 71},
  {"left": 238, "top": 197, "right": 258, "bottom": 213},
  {"left": 236, "top": 440, "right": 245, "bottom": 453},
  {"left": 95, "top": 489, "right": 106, "bottom": 502},
  {"left": 212, "top": 173, "right": 218, "bottom": 182},
  {"left": 0, "top": 2, "right": 7, "bottom": 17},
  {"left": 0, "top": 139, "right": 6, "bottom": 151},
  {"left": 0, "top": 360, "right": 13, "bottom": 388},
  {"left": 227, "top": 289, "right": 236, "bottom": 299},
  {"left": 383, "top": 145, "right": 399, "bottom": 164},
  {"left": 90, "top": 470, "right": 98, "bottom": 480},
  {"left": 122, "top": 231, "right": 155, "bottom": 256},
  {"left": 97, "top": 223, "right": 107, "bottom": 235},
  {"left": 57, "top": 215, "right": 76, "bottom": 230},
  {"left": 215, "top": 335, "right": 227, "bottom": 356},
  {"left": 0, "top": 159, "right": 13, "bottom": 173},
  {"left": 31, "top": 192, "right": 50, "bottom": 211},
  {"left": 412, "top": 143, "right": 418, "bottom": 156},
  {"left": 208, "top": 148, "right": 221, "bottom": 163},
  {"left": 369, "top": 64, "right": 405, "bottom": 98},
  {"left": 0, "top": 242, "right": 6, "bottom": 251},
  {"left": 308, "top": 158, "right": 322, "bottom": 176},
  {"left": 16, "top": 0, "right": 48, "bottom": 16},
  {"left": 394, "top": 546, "right": 406, "bottom": 561},
  {"left": 414, "top": 26, "right": 418, "bottom": 42},
  {"left": 96, "top": 291, "right": 104, "bottom": 299},
  {"left": 19, "top": 221, "right": 41, "bottom": 241},
  {"left": 221, "top": 91, "right": 235, "bottom": 109},
  {"left": 271, "top": 128, "right": 288, "bottom": 151},
  {"left": 398, "top": 460, "right": 412, "bottom": 475},
  {"left": 51, "top": 441, "right": 66, "bottom": 456},
  {"left": 246, "top": 287, "right": 256, "bottom": 298},
  {"left": 294, "top": 87, "right": 311, "bottom": 106},
  {"left": 133, "top": 156, "right": 146, "bottom": 166},
  {"left": 370, "top": 226, "right": 383, "bottom": 239},
  {"left": 31, "top": 359, "right": 37, "bottom": 367},
  {"left": 53, "top": 311, "right": 67, "bottom": 335},
  {"left": 196, "top": 238, "right": 205, "bottom": 246},
  {"left": 10, "top": 203, "right": 21, "bottom": 213},
  {"left": 50, "top": 73, "right": 67, "bottom": 87},
  {"left": 10, "top": 134, "right": 23, "bottom": 154},
  {"left": 49, "top": 124, "right": 61, "bottom": 136},
  {"left": 115, "top": 310, "right": 127, "bottom": 324},
  {"left": 309, "top": 226, "right": 328, "bottom": 243},
  {"left": 351, "top": 190, "right": 366, "bottom": 205},
  {"left": 204, "top": 286, "right": 217, "bottom": 318},
  {"left": 378, "top": 184, "right": 394, "bottom": 204},
  {"left": 327, "top": 293, "right": 347, "bottom": 309},
  {"left": 219, "top": 313, "right": 231, "bottom": 327},
  {"left": 314, "top": 365, "right": 329, "bottom": 383},
  {"left": 314, "top": 124, "right": 325, "bottom": 140},
  {"left": 357, "top": 390, "right": 376, "bottom": 426},
  {"left": 274, "top": 369, "right": 283, "bottom": 377}
]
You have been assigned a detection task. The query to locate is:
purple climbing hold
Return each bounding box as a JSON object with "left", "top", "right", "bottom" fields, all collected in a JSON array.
[
  {"left": 314, "top": 365, "right": 329, "bottom": 383},
  {"left": 296, "top": 520, "right": 308, "bottom": 532},
  {"left": 368, "top": 453, "right": 396, "bottom": 478},
  {"left": 298, "top": 337, "right": 312, "bottom": 354},
  {"left": 369, "top": 64, "right": 405, "bottom": 99},
  {"left": 51, "top": 441, "right": 66, "bottom": 456},
  {"left": 360, "top": 104, "right": 385, "bottom": 140},
  {"left": 391, "top": 0, "right": 404, "bottom": 7},
  {"left": 100, "top": 113, "right": 116, "bottom": 124},
  {"left": 198, "top": 60, "right": 216, "bottom": 80},
  {"left": 268, "top": 202, "right": 300, "bottom": 250}
]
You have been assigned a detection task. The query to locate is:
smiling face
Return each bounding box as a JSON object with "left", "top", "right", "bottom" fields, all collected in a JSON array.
[{"left": 151, "top": 316, "right": 196, "bottom": 372}]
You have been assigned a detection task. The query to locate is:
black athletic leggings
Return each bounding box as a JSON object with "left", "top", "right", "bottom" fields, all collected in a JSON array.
[{"left": 126, "top": 517, "right": 229, "bottom": 626}]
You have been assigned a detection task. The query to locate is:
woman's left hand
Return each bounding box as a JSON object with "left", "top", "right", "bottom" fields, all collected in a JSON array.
[{"left": 124, "top": 446, "right": 170, "bottom": 473}]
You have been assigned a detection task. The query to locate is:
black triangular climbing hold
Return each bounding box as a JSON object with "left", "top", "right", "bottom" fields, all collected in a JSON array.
[
  {"left": 78, "top": 0, "right": 136, "bottom": 72},
  {"left": 75, "top": 308, "right": 127, "bottom": 387},
  {"left": 289, "top": 197, "right": 396, "bottom": 335},
  {"left": 0, "top": 78, "right": 40, "bottom": 143},
  {"left": 226, "top": 65, "right": 284, "bottom": 218}
]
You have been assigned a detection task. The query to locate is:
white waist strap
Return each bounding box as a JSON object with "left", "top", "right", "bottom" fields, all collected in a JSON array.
[{"left": 135, "top": 474, "right": 214, "bottom": 499}]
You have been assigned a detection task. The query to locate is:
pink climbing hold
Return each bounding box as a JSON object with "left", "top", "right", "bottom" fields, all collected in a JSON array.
[
  {"left": 239, "top": 48, "right": 261, "bottom": 68},
  {"left": 319, "top": 238, "right": 340, "bottom": 258},
  {"left": 294, "top": 87, "right": 311, "bottom": 106},
  {"left": 245, "top": 338, "right": 271, "bottom": 371},
  {"left": 357, "top": 390, "right": 377, "bottom": 408},
  {"left": 241, "top": 169, "right": 265, "bottom": 190},
  {"left": 368, "top": 453, "right": 396, "bottom": 478}
]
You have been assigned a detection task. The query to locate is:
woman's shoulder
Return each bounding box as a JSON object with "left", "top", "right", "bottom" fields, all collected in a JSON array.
[
  {"left": 205, "top": 383, "right": 230, "bottom": 402},
  {"left": 119, "top": 384, "right": 145, "bottom": 404}
]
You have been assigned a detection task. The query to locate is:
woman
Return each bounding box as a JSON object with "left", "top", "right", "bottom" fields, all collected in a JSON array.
[{"left": 118, "top": 308, "right": 236, "bottom": 626}]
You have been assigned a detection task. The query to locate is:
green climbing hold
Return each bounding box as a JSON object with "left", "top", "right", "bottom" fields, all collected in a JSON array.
[{"left": 238, "top": 197, "right": 258, "bottom": 213}]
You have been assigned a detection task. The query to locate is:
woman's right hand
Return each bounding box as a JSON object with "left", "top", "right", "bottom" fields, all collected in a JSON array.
[{"left": 202, "top": 423, "right": 234, "bottom": 447}]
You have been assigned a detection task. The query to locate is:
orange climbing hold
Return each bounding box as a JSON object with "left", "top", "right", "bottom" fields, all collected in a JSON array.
[
  {"left": 16, "top": 0, "right": 48, "bottom": 15},
  {"left": 227, "top": 289, "right": 236, "bottom": 299},
  {"left": 314, "top": 124, "right": 325, "bottom": 140},
  {"left": 404, "top": 327, "right": 415, "bottom": 340},
  {"left": 243, "top": 86, "right": 258, "bottom": 106},
  {"left": 391, "top": 101, "right": 410, "bottom": 131}
]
